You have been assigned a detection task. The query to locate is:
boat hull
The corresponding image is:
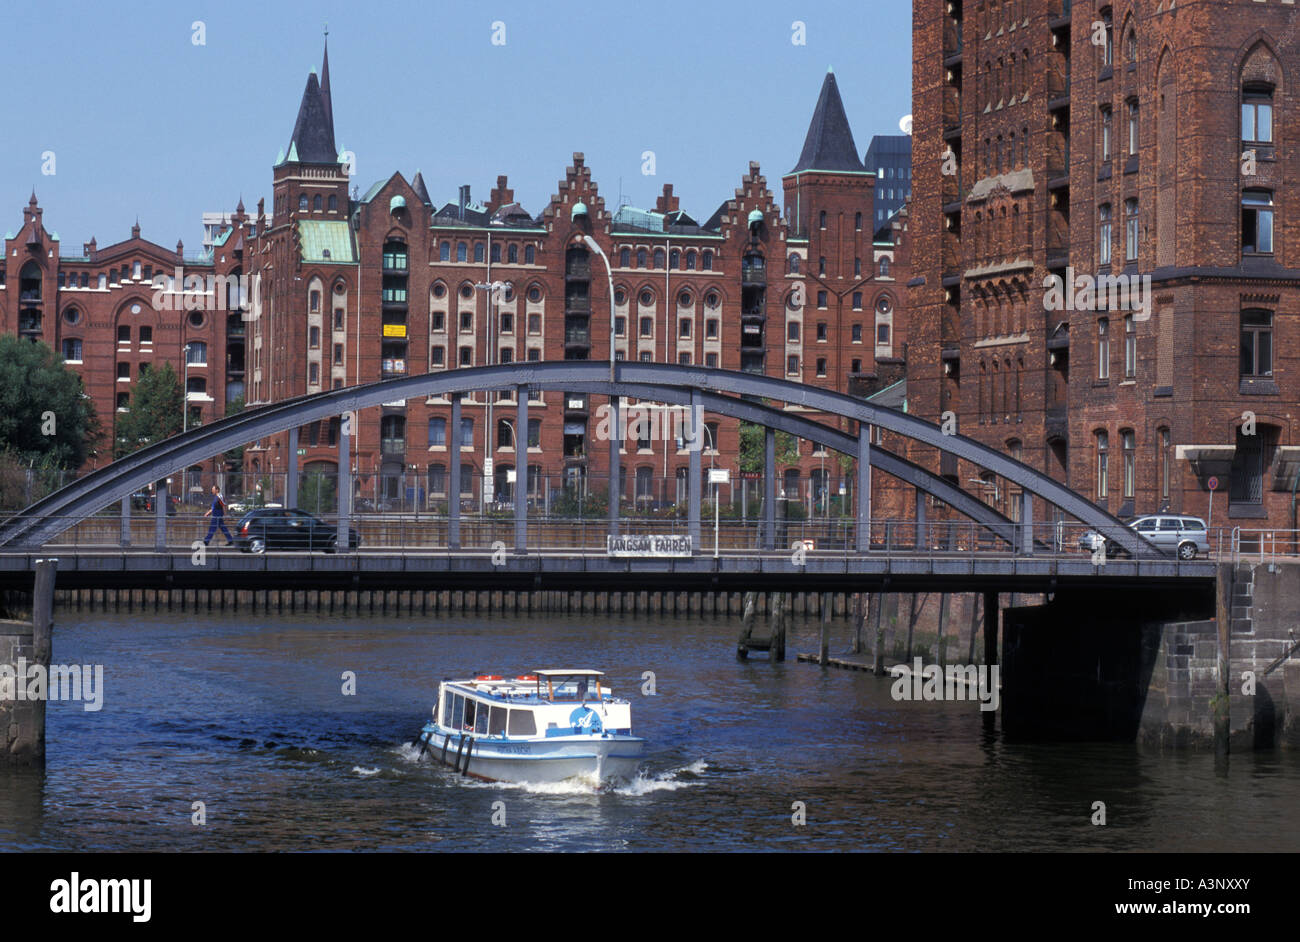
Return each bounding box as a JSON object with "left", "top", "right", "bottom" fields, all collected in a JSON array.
[{"left": 419, "top": 724, "right": 645, "bottom": 785}]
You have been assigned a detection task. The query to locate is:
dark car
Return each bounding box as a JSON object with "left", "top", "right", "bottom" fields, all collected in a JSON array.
[{"left": 234, "top": 508, "right": 360, "bottom": 554}]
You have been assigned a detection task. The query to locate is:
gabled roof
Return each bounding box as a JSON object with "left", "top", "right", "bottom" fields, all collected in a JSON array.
[
  {"left": 287, "top": 64, "right": 337, "bottom": 164},
  {"left": 790, "top": 69, "right": 866, "bottom": 174}
]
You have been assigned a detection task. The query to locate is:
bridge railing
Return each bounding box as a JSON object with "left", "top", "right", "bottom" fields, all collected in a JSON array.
[
  {"left": 13, "top": 514, "right": 1228, "bottom": 563},
  {"left": 1231, "top": 528, "right": 1300, "bottom": 567}
]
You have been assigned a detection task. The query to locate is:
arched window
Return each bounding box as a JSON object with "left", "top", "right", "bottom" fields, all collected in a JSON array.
[
  {"left": 313, "top": 195, "right": 322, "bottom": 211},
  {"left": 1121, "top": 429, "right": 1136, "bottom": 498},
  {"left": 1096, "top": 431, "right": 1110, "bottom": 499},
  {"left": 507, "top": 244, "right": 518, "bottom": 264},
  {"left": 636, "top": 248, "right": 647, "bottom": 269},
  {"left": 788, "top": 254, "right": 800, "bottom": 274},
  {"left": 620, "top": 248, "right": 631, "bottom": 268},
  {"left": 701, "top": 250, "right": 713, "bottom": 270},
  {"left": 457, "top": 242, "right": 467, "bottom": 262},
  {"left": 474, "top": 243, "right": 485, "bottom": 263},
  {"left": 328, "top": 195, "right": 337, "bottom": 211},
  {"left": 298, "top": 195, "right": 308, "bottom": 212},
  {"left": 670, "top": 249, "right": 680, "bottom": 269},
  {"left": 879, "top": 258, "right": 890, "bottom": 277},
  {"left": 653, "top": 248, "right": 665, "bottom": 269},
  {"left": 686, "top": 250, "right": 697, "bottom": 270},
  {"left": 818, "top": 210, "right": 827, "bottom": 229},
  {"left": 440, "top": 241, "right": 450, "bottom": 262},
  {"left": 490, "top": 243, "right": 501, "bottom": 263},
  {"left": 524, "top": 245, "right": 535, "bottom": 265}
]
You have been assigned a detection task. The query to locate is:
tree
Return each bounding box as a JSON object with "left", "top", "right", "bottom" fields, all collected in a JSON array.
[
  {"left": 738, "top": 419, "right": 799, "bottom": 474},
  {"left": 299, "top": 469, "right": 337, "bottom": 514},
  {"left": 0, "top": 334, "right": 102, "bottom": 468},
  {"left": 114, "top": 362, "right": 183, "bottom": 458}
]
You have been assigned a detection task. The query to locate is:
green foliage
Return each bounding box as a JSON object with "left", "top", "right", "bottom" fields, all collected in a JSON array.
[
  {"left": 0, "top": 334, "right": 102, "bottom": 468},
  {"left": 114, "top": 363, "right": 183, "bottom": 458},
  {"left": 549, "top": 486, "right": 608, "bottom": 518},
  {"left": 299, "top": 470, "right": 337, "bottom": 514},
  {"left": 738, "top": 419, "right": 799, "bottom": 474},
  {"left": 224, "top": 395, "right": 245, "bottom": 463}
]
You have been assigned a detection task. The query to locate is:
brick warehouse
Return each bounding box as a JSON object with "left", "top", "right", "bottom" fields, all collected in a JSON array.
[
  {"left": 909, "top": 0, "right": 1300, "bottom": 536},
  {"left": 242, "top": 49, "right": 910, "bottom": 518},
  {"left": 0, "top": 45, "right": 910, "bottom": 519}
]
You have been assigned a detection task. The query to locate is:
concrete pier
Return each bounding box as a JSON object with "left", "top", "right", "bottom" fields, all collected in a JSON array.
[{"left": 1, "top": 559, "right": 56, "bottom": 766}]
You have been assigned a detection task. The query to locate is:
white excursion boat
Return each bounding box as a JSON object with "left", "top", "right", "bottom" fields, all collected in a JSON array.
[{"left": 415, "top": 670, "right": 646, "bottom": 784}]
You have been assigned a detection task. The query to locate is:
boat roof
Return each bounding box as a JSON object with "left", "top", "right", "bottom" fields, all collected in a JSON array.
[{"left": 533, "top": 669, "right": 604, "bottom": 677}]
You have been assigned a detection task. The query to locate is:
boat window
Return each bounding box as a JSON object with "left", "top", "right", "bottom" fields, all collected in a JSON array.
[
  {"left": 461, "top": 697, "right": 474, "bottom": 731},
  {"left": 451, "top": 695, "right": 465, "bottom": 729},
  {"left": 508, "top": 709, "right": 537, "bottom": 736},
  {"left": 488, "top": 705, "right": 508, "bottom": 736},
  {"left": 443, "top": 690, "right": 454, "bottom": 725},
  {"left": 474, "top": 701, "right": 489, "bottom": 734}
]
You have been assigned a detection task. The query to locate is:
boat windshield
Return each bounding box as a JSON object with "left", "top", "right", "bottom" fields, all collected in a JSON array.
[{"left": 543, "top": 674, "right": 603, "bottom": 702}]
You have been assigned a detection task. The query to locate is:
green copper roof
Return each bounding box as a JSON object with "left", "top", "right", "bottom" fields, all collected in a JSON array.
[
  {"left": 572, "top": 201, "right": 588, "bottom": 218},
  {"left": 287, "top": 141, "right": 300, "bottom": 162},
  {"left": 297, "top": 220, "right": 355, "bottom": 263},
  {"left": 212, "top": 226, "right": 234, "bottom": 248},
  {"left": 747, "top": 209, "right": 764, "bottom": 225},
  {"left": 390, "top": 195, "right": 407, "bottom": 211},
  {"left": 275, "top": 148, "right": 286, "bottom": 165},
  {"left": 359, "top": 179, "right": 386, "bottom": 203}
]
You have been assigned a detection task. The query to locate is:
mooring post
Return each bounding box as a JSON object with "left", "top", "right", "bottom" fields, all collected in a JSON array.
[
  {"left": 871, "top": 591, "right": 886, "bottom": 675},
  {"left": 936, "top": 592, "right": 949, "bottom": 667},
  {"left": 1214, "top": 564, "right": 1233, "bottom": 763},
  {"left": 819, "top": 591, "right": 830, "bottom": 666},
  {"left": 449, "top": 395, "right": 461, "bottom": 550},
  {"left": 983, "top": 591, "right": 998, "bottom": 666}
]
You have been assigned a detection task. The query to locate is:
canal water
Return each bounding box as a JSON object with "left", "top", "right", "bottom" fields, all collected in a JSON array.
[{"left": 2, "top": 609, "right": 1299, "bottom": 852}]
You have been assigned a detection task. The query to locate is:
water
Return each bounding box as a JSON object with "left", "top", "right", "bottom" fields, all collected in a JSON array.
[{"left": 3, "top": 609, "right": 1300, "bottom": 852}]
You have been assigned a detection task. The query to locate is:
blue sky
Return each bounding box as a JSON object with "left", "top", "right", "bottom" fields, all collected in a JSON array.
[{"left": 3, "top": 0, "right": 912, "bottom": 251}]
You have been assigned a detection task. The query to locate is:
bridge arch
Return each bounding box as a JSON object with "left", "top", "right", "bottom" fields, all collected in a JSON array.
[{"left": 0, "top": 363, "right": 1155, "bottom": 556}]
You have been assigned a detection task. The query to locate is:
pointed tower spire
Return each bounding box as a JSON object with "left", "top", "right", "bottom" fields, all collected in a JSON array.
[
  {"left": 320, "top": 28, "right": 334, "bottom": 143},
  {"left": 411, "top": 170, "right": 432, "bottom": 206},
  {"left": 790, "top": 69, "right": 865, "bottom": 174},
  {"left": 286, "top": 68, "right": 336, "bottom": 164}
]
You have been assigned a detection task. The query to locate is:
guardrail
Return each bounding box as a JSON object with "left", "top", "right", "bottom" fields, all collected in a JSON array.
[
  {"left": 5, "top": 514, "right": 1231, "bottom": 564},
  {"left": 1231, "top": 527, "right": 1300, "bottom": 567}
]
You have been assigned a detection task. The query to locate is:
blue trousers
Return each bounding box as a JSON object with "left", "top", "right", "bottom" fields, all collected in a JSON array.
[{"left": 205, "top": 518, "right": 233, "bottom": 544}]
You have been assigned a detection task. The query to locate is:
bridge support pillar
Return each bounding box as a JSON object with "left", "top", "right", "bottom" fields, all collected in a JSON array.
[
  {"left": 763, "top": 427, "right": 776, "bottom": 551},
  {"left": 857, "top": 425, "right": 871, "bottom": 552},
  {"left": 688, "top": 390, "right": 701, "bottom": 553},
  {"left": 1021, "top": 491, "right": 1034, "bottom": 556},
  {"left": 515, "top": 386, "right": 528, "bottom": 554},
  {"left": 608, "top": 396, "right": 620, "bottom": 541},
  {"left": 286, "top": 425, "right": 299, "bottom": 510},
  {"left": 1, "top": 558, "right": 55, "bottom": 766},
  {"left": 449, "top": 396, "right": 461, "bottom": 550},
  {"left": 120, "top": 496, "right": 131, "bottom": 548},
  {"left": 154, "top": 479, "right": 167, "bottom": 552},
  {"left": 337, "top": 411, "right": 352, "bottom": 553},
  {"left": 983, "top": 591, "right": 998, "bottom": 667}
]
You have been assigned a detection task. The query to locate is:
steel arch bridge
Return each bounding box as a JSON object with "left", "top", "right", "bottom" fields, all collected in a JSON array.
[{"left": 0, "top": 363, "right": 1156, "bottom": 557}]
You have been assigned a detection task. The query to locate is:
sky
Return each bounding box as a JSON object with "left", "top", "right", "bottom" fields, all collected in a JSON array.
[{"left": 2, "top": 0, "right": 913, "bottom": 252}]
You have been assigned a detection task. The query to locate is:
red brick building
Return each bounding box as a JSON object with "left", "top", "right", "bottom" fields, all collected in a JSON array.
[
  {"left": 0, "top": 193, "right": 249, "bottom": 498},
  {"left": 239, "top": 49, "right": 910, "bottom": 519},
  {"left": 910, "top": 0, "right": 1300, "bottom": 534}
]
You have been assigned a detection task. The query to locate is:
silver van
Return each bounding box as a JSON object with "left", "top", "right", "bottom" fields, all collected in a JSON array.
[{"left": 1128, "top": 515, "right": 1210, "bottom": 560}]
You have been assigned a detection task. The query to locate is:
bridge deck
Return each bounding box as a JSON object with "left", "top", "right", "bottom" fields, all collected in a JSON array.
[{"left": 0, "top": 549, "right": 1219, "bottom": 594}]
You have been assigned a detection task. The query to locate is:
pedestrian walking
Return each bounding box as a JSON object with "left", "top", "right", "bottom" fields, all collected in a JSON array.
[{"left": 204, "top": 485, "right": 234, "bottom": 546}]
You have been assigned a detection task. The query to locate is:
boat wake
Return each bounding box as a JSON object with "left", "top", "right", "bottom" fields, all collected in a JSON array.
[{"left": 394, "top": 742, "right": 707, "bottom": 796}]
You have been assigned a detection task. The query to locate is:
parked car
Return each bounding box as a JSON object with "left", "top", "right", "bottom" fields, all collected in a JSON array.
[
  {"left": 234, "top": 508, "right": 360, "bottom": 554},
  {"left": 1079, "top": 514, "right": 1209, "bottom": 560}
]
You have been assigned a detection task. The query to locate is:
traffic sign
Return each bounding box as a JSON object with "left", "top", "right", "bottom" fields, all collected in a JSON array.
[{"left": 1207, "top": 476, "right": 1219, "bottom": 491}]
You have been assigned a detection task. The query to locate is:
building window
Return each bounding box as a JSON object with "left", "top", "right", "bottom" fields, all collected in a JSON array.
[
  {"left": 61, "top": 338, "right": 82, "bottom": 362},
  {"left": 619, "top": 248, "right": 630, "bottom": 268},
  {"left": 1097, "top": 317, "right": 1110, "bottom": 380},
  {"left": 525, "top": 245, "right": 535, "bottom": 265},
  {"left": 787, "top": 355, "right": 799, "bottom": 374},
  {"left": 705, "top": 352, "right": 718, "bottom": 368},
  {"left": 686, "top": 250, "right": 697, "bottom": 270},
  {"left": 851, "top": 323, "right": 863, "bottom": 342},
  {"left": 1096, "top": 431, "right": 1109, "bottom": 499},
  {"left": 500, "top": 313, "right": 513, "bottom": 333},
  {"left": 670, "top": 249, "right": 681, "bottom": 269},
  {"left": 138, "top": 326, "right": 153, "bottom": 344},
  {"left": 879, "top": 258, "right": 890, "bottom": 277},
  {"left": 299, "top": 195, "right": 308, "bottom": 212},
  {"left": 334, "top": 308, "right": 345, "bottom": 330},
  {"left": 186, "top": 341, "right": 207, "bottom": 365},
  {"left": 309, "top": 326, "right": 320, "bottom": 348},
  {"left": 528, "top": 347, "right": 540, "bottom": 362},
  {"left": 615, "top": 316, "right": 626, "bottom": 337},
  {"left": 854, "top": 212, "right": 862, "bottom": 230},
  {"left": 816, "top": 321, "right": 828, "bottom": 341},
  {"left": 1242, "top": 189, "right": 1275, "bottom": 254},
  {"left": 819, "top": 210, "right": 827, "bottom": 229},
  {"left": 1242, "top": 85, "right": 1274, "bottom": 146},
  {"left": 1100, "top": 9, "right": 1114, "bottom": 67},
  {"left": 459, "top": 346, "right": 472, "bottom": 366},
  {"left": 815, "top": 357, "right": 827, "bottom": 377},
  {"left": 456, "top": 242, "right": 467, "bottom": 262},
  {"left": 1123, "top": 314, "right": 1136, "bottom": 378},
  {"left": 460, "top": 311, "right": 473, "bottom": 331},
  {"left": 310, "top": 290, "right": 320, "bottom": 312},
  {"left": 1121, "top": 429, "right": 1136, "bottom": 499},
  {"left": 1099, "top": 204, "right": 1112, "bottom": 265},
  {"left": 309, "top": 362, "right": 319, "bottom": 384},
  {"left": 653, "top": 249, "right": 665, "bottom": 269},
  {"left": 430, "top": 345, "right": 444, "bottom": 367},
  {"left": 640, "top": 317, "right": 653, "bottom": 338},
  {"left": 852, "top": 292, "right": 863, "bottom": 310},
  {"left": 528, "top": 313, "right": 541, "bottom": 334},
  {"left": 877, "top": 323, "right": 890, "bottom": 344},
  {"left": 818, "top": 256, "right": 826, "bottom": 276},
  {"left": 817, "top": 290, "right": 827, "bottom": 308},
  {"left": 787, "top": 321, "right": 801, "bottom": 342},
  {"left": 1124, "top": 198, "right": 1139, "bottom": 262},
  {"left": 1127, "top": 101, "right": 1139, "bottom": 156},
  {"left": 705, "top": 319, "right": 718, "bottom": 339},
  {"left": 678, "top": 352, "right": 691, "bottom": 365},
  {"left": 459, "top": 418, "right": 474, "bottom": 448},
  {"left": 788, "top": 254, "right": 800, "bottom": 274},
  {"left": 118, "top": 325, "right": 130, "bottom": 344},
  {"left": 679, "top": 318, "right": 691, "bottom": 338},
  {"left": 473, "top": 243, "right": 485, "bottom": 263},
  {"left": 636, "top": 249, "right": 647, "bottom": 269},
  {"left": 440, "top": 242, "right": 450, "bottom": 262},
  {"left": 1101, "top": 107, "right": 1112, "bottom": 161},
  {"left": 1240, "top": 309, "right": 1273, "bottom": 377}
]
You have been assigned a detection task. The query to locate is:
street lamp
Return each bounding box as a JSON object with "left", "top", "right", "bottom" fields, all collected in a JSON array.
[{"left": 580, "top": 235, "right": 616, "bottom": 382}]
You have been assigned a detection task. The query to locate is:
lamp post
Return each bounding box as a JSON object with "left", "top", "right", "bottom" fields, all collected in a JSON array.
[
  {"left": 182, "top": 342, "right": 192, "bottom": 433},
  {"left": 581, "top": 235, "right": 616, "bottom": 382}
]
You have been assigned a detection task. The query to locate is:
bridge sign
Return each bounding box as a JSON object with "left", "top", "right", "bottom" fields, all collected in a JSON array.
[{"left": 607, "top": 534, "right": 693, "bottom": 557}]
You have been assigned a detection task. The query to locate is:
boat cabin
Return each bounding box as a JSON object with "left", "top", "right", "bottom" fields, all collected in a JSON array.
[{"left": 435, "top": 670, "right": 633, "bottom": 738}]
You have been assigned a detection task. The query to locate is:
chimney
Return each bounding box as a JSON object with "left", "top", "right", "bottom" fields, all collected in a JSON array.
[{"left": 458, "top": 185, "right": 471, "bottom": 221}]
